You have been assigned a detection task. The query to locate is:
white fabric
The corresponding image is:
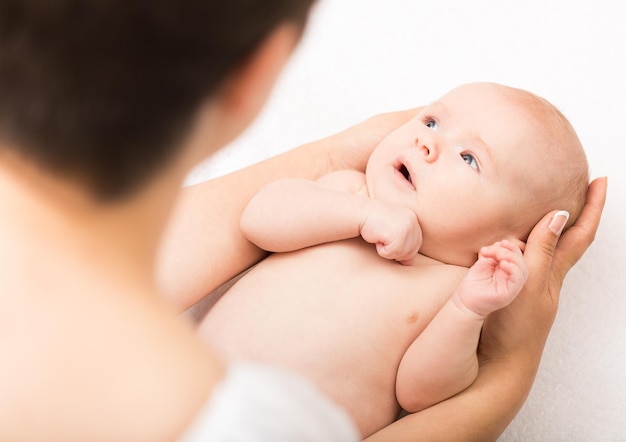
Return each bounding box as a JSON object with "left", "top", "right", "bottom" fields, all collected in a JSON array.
[{"left": 179, "top": 363, "right": 359, "bottom": 442}]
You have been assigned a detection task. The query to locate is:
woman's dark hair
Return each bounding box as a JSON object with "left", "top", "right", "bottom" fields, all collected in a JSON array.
[{"left": 0, "top": 0, "right": 314, "bottom": 200}]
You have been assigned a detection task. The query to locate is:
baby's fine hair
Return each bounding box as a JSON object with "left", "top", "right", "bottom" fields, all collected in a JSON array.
[
  {"left": 0, "top": 0, "right": 315, "bottom": 201},
  {"left": 499, "top": 84, "right": 589, "bottom": 231}
]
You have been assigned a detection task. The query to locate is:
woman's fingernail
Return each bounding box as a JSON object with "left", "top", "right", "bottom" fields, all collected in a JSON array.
[{"left": 549, "top": 210, "right": 570, "bottom": 235}]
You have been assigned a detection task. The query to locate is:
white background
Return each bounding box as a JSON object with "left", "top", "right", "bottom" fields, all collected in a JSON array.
[{"left": 188, "top": 1, "right": 626, "bottom": 440}]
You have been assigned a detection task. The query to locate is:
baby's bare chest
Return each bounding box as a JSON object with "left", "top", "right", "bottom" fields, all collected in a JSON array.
[
  {"left": 204, "top": 239, "right": 465, "bottom": 363},
  {"left": 200, "top": 239, "right": 467, "bottom": 434}
]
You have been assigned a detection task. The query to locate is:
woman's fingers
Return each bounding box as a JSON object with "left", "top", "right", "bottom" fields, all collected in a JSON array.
[
  {"left": 327, "top": 107, "right": 423, "bottom": 172},
  {"left": 523, "top": 210, "right": 567, "bottom": 290},
  {"left": 552, "top": 177, "right": 607, "bottom": 279}
]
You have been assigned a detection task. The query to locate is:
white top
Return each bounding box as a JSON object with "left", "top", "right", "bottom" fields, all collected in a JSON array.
[{"left": 179, "top": 362, "right": 359, "bottom": 441}]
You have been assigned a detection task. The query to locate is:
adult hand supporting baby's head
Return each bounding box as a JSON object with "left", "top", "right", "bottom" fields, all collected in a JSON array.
[
  {"left": 526, "top": 177, "right": 605, "bottom": 342},
  {"left": 549, "top": 177, "right": 608, "bottom": 289},
  {"left": 478, "top": 177, "right": 607, "bottom": 379},
  {"left": 448, "top": 177, "right": 608, "bottom": 440}
]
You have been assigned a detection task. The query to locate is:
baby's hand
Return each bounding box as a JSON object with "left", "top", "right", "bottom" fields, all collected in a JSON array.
[
  {"left": 359, "top": 200, "right": 422, "bottom": 265},
  {"left": 454, "top": 240, "right": 528, "bottom": 318}
]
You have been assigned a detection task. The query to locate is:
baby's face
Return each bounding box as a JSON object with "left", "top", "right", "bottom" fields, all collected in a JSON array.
[{"left": 365, "top": 83, "right": 546, "bottom": 266}]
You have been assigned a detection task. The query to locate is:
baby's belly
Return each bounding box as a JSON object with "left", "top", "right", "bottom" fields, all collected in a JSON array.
[{"left": 198, "top": 239, "right": 461, "bottom": 436}]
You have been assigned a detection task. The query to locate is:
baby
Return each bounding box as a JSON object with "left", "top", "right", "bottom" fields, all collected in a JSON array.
[{"left": 198, "top": 82, "right": 589, "bottom": 437}]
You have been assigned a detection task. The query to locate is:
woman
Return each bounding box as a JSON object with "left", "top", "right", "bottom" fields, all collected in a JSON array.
[{"left": 0, "top": 0, "right": 605, "bottom": 439}]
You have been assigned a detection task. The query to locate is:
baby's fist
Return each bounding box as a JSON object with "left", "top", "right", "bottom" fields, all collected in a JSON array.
[{"left": 360, "top": 201, "right": 422, "bottom": 265}]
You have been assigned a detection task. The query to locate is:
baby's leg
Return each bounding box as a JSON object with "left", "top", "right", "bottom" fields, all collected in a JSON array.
[{"left": 395, "top": 240, "right": 527, "bottom": 412}]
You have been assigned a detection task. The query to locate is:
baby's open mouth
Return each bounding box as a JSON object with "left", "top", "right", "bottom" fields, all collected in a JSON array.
[{"left": 398, "top": 163, "right": 412, "bottom": 184}]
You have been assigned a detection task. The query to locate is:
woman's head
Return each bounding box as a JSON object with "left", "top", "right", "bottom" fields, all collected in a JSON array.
[{"left": 0, "top": 0, "right": 315, "bottom": 201}]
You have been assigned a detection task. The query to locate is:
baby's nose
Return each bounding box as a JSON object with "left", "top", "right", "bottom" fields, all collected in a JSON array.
[{"left": 416, "top": 139, "right": 437, "bottom": 162}]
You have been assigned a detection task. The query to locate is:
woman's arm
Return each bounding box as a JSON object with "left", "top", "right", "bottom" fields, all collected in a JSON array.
[
  {"left": 157, "top": 109, "right": 420, "bottom": 311},
  {"left": 366, "top": 177, "right": 607, "bottom": 441}
]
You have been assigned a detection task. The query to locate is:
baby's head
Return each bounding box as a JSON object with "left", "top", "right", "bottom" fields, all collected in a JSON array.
[{"left": 365, "top": 82, "right": 588, "bottom": 266}]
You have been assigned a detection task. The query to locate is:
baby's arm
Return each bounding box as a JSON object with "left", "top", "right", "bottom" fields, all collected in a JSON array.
[
  {"left": 396, "top": 240, "right": 528, "bottom": 412},
  {"left": 240, "top": 170, "right": 422, "bottom": 264}
]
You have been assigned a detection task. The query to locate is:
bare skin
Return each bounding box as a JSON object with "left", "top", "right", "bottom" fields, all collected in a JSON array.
[
  {"left": 156, "top": 95, "right": 606, "bottom": 440},
  {"left": 0, "top": 0, "right": 607, "bottom": 434},
  {"left": 366, "top": 177, "right": 607, "bottom": 441},
  {"left": 159, "top": 98, "right": 605, "bottom": 439},
  {"left": 198, "top": 84, "right": 584, "bottom": 437},
  {"left": 195, "top": 178, "right": 606, "bottom": 440},
  {"left": 201, "top": 240, "right": 466, "bottom": 436}
]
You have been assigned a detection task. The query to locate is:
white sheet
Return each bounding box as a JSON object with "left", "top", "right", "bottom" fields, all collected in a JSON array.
[{"left": 187, "top": 1, "right": 626, "bottom": 439}]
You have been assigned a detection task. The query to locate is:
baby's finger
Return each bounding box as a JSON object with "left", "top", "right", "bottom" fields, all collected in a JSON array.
[
  {"left": 394, "top": 246, "right": 418, "bottom": 266},
  {"left": 398, "top": 257, "right": 415, "bottom": 266},
  {"left": 480, "top": 241, "right": 524, "bottom": 265},
  {"left": 509, "top": 238, "right": 526, "bottom": 253},
  {"left": 478, "top": 243, "right": 507, "bottom": 260},
  {"left": 496, "top": 248, "right": 526, "bottom": 268},
  {"left": 499, "top": 258, "right": 529, "bottom": 282},
  {"left": 376, "top": 242, "right": 407, "bottom": 263},
  {"left": 499, "top": 239, "right": 524, "bottom": 256},
  {"left": 376, "top": 242, "right": 392, "bottom": 259}
]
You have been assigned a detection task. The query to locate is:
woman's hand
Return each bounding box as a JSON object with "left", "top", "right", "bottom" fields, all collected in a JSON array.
[
  {"left": 323, "top": 108, "right": 421, "bottom": 173},
  {"left": 479, "top": 177, "right": 607, "bottom": 370}
]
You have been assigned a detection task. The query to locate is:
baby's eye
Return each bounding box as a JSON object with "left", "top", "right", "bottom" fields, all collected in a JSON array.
[
  {"left": 425, "top": 118, "right": 438, "bottom": 130},
  {"left": 461, "top": 153, "right": 478, "bottom": 170}
]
